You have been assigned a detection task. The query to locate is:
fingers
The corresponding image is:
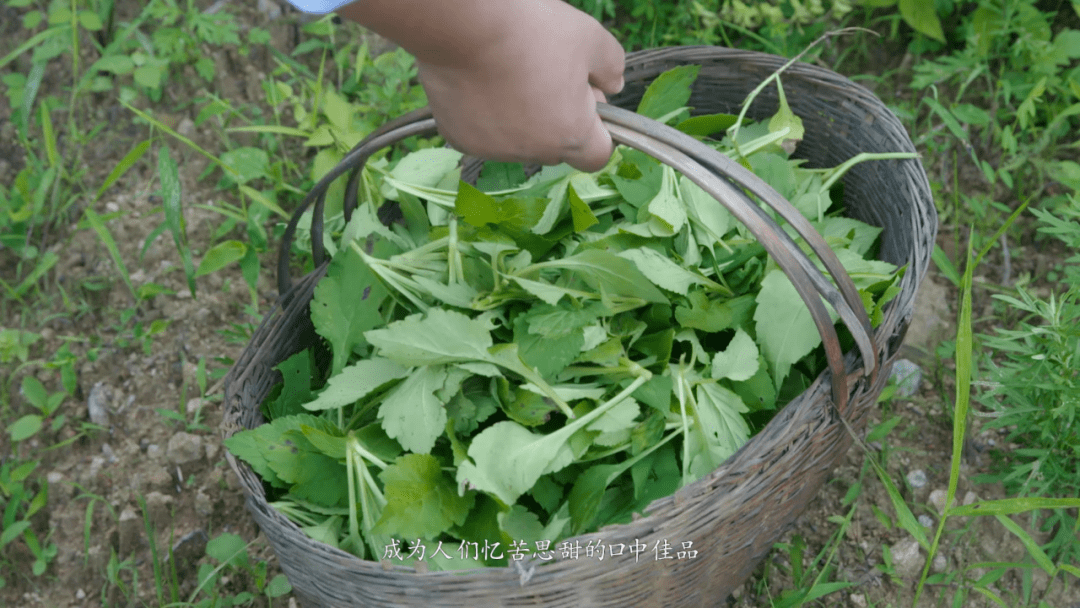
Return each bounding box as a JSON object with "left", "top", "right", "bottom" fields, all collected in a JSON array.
[
  {"left": 588, "top": 26, "right": 626, "bottom": 96},
  {"left": 563, "top": 99, "right": 613, "bottom": 174}
]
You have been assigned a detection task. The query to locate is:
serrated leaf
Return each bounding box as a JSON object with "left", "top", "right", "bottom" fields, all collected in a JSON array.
[
  {"left": 476, "top": 161, "right": 527, "bottom": 192},
  {"left": 312, "top": 245, "right": 388, "bottom": 375},
  {"left": 374, "top": 453, "right": 474, "bottom": 540},
  {"left": 711, "top": 328, "right": 760, "bottom": 381},
  {"left": 304, "top": 358, "right": 408, "bottom": 411},
  {"left": 366, "top": 309, "right": 493, "bottom": 366},
  {"left": 618, "top": 247, "right": 706, "bottom": 296},
  {"left": 754, "top": 269, "right": 838, "bottom": 390},
  {"left": 378, "top": 365, "right": 450, "bottom": 454},
  {"left": 513, "top": 315, "right": 584, "bottom": 380}
]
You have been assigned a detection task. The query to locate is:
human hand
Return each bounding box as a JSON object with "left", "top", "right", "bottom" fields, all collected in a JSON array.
[{"left": 339, "top": 0, "right": 625, "bottom": 173}]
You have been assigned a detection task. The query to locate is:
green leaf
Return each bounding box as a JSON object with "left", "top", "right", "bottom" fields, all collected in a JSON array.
[
  {"left": 675, "top": 291, "right": 754, "bottom": 333},
  {"left": 304, "top": 358, "right": 408, "bottom": 411},
  {"left": 93, "top": 54, "right": 134, "bottom": 75},
  {"left": 159, "top": 147, "right": 196, "bottom": 296},
  {"left": 617, "top": 247, "right": 707, "bottom": 296},
  {"left": 513, "top": 315, "right": 584, "bottom": 381},
  {"left": 206, "top": 533, "right": 248, "bottom": 568},
  {"left": 637, "top": 65, "right": 700, "bottom": 121},
  {"left": 366, "top": 309, "right": 494, "bottom": 367},
  {"left": 899, "top": 0, "right": 945, "bottom": 41},
  {"left": 711, "top": 328, "right": 760, "bottom": 381},
  {"left": 586, "top": 397, "right": 639, "bottom": 434},
  {"left": 95, "top": 140, "right": 149, "bottom": 202},
  {"left": 313, "top": 245, "right": 388, "bottom": 375},
  {"left": 77, "top": 10, "right": 102, "bottom": 30},
  {"left": 693, "top": 382, "right": 750, "bottom": 463},
  {"left": 476, "top": 161, "right": 528, "bottom": 191},
  {"left": 195, "top": 240, "right": 246, "bottom": 277},
  {"left": 378, "top": 366, "right": 450, "bottom": 454},
  {"left": 266, "top": 574, "right": 292, "bottom": 598},
  {"left": 9, "top": 414, "right": 43, "bottom": 441},
  {"left": 374, "top": 454, "right": 474, "bottom": 540},
  {"left": 524, "top": 302, "right": 605, "bottom": 338},
  {"left": 567, "top": 183, "right": 599, "bottom": 232},
  {"left": 456, "top": 182, "right": 547, "bottom": 231},
  {"left": 0, "top": 521, "right": 30, "bottom": 549},
  {"left": 263, "top": 350, "right": 314, "bottom": 420},
  {"left": 388, "top": 148, "right": 463, "bottom": 191},
  {"left": 220, "top": 147, "right": 270, "bottom": 185},
  {"left": 21, "top": 376, "right": 47, "bottom": 410},
  {"left": 754, "top": 269, "right": 836, "bottom": 390},
  {"left": 542, "top": 249, "right": 669, "bottom": 305},
  {"left": 675, "top": 113, "right": 737, "bottom": 137},
  {"left": 767, "top": 79, "right": 804, "bottom": 154},
  {"left": 457, "top": 385, "right": 639, "bottom": 505}
]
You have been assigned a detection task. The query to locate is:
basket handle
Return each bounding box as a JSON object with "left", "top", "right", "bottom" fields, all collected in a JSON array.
[{"left": 278, "top": 103, "right": 879, "bottom": 413}]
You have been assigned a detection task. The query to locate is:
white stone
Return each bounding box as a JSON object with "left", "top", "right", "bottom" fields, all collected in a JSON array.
[{"left": 890, "top": 538, "right": 924, "bottom": 579}]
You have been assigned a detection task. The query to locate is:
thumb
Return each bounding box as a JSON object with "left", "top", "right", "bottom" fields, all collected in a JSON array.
[{"left": 564, "top": 106, "right": 613, "bottom": 174}]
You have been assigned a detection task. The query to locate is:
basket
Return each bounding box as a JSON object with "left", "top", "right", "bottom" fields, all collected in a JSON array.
[{"left": 222, "top": 46, "right": 936, "bottom": 607}]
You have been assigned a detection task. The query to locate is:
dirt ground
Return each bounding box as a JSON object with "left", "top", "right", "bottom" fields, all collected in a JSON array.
[{"left": 1, "top": 2, "right": 1078, "bottom": 608}]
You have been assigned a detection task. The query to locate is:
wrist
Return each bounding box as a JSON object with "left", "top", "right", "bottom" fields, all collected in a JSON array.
[{"left": 337, "top": 0, "right": 521, "bottom": 68}]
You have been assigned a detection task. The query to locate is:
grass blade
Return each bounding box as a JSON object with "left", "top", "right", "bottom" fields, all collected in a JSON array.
[
  {"left": 950, "top": 497, "right": 1080, "bottom": 516},
  {"left": 994, "top": 514, "right": 1055, "bottom": 575},
  {"left": 95, "top": 140, "right": 151, "bottom": 202},
  {"left": 158, "top": 147, "right": 197, "bottom": 297},
  {"left": 12, "top": 251, "right": 59, "bottom": 299},
  {"left": 84, "top": 208, "right": 135, "bottom": 301}
]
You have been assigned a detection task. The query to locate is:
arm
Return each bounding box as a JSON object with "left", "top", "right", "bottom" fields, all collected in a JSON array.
[{"left": 335, "top": 0, "right": 626, "bottom": 172}]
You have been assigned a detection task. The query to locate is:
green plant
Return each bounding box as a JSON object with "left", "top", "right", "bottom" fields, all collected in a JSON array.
[{"left": 225, "top": 64, "right": 910, "bottom": 569}]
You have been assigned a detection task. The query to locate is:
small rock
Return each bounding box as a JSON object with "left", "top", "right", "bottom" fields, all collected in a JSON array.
[
  {"left": 87, "top": 382, "right": 111, "bottom": 426},
  {"left": 118, "top": 506, "right": 142, "bottom": 556},
  {"left": 257, "top": 0, "right": 282, "bottom": 19},
  {"left": 932, "top": 553, "right": 948, "bottom": 573},
  {"left": 101, "top": 443, "right": 118, "bottom": 464},
  {"left": 204, "top": 441, "right": 220, "bottom": 461},
  {"left": 906, "top": 469, "right": 927, "bottom": 489},
  {"left": 186, "top": 397, "right": 203, "bottom": 416},
  {"left": 890, "top": 538, "right": 924, "bottom": 579},
  {"left": 87, "top": 456, "right": 106, "bottom": 480},
  {"left": 928, "top": 488, "right": 950, "bottom": 515},
  {"left": 194, "top": 490, "right": 213, "bottom": 517},
  {"left": 147, "top": 443, "right": 164, "bottom": 460},
  {"left": 918, "top": 514, "right": 934, "bottom": 528},
  {"left": 890, "top": 359, "right": 922, "bottom": 397},
  {"left": 176, "top": 118, "right": 196, "bottom": 138},
  {"left": 962, "top": 491, "right": 978, "bottom": 506},
  {"left": 75, "top": 589, "right": 86, "bottom": 600},
  {"left": 167, "top": 432, "right": 204, "bottom": 465},
  {"left": 166, "top": 529, "right": 208, "bottom": 579},
  {"left": 849, "top": 593, "right": 867, "bottom": 608},
  {"left": 144, "top": 466, "right": 174, "bottom": 491},
  {"left": 105, "top": 201, "right": 120, "bottom": 213}
]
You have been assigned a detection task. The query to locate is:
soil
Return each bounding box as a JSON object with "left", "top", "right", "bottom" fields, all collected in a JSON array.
[{"left": 1, "top": 3, "right": 1077, "bottom": 608}]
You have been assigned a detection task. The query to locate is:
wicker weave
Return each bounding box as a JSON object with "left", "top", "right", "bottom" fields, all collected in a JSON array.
[{"left": 222, "top": 46, "right": 936, "bottom": 607}]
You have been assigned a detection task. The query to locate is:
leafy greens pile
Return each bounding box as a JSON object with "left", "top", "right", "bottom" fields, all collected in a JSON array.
[{"left": 225, "top": 65, "right": 904, "bottom": 571}]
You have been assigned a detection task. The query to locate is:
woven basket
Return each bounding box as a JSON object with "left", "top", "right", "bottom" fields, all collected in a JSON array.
[{"left": 223, "top": 46, "right": 935, "bottom": 607}]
